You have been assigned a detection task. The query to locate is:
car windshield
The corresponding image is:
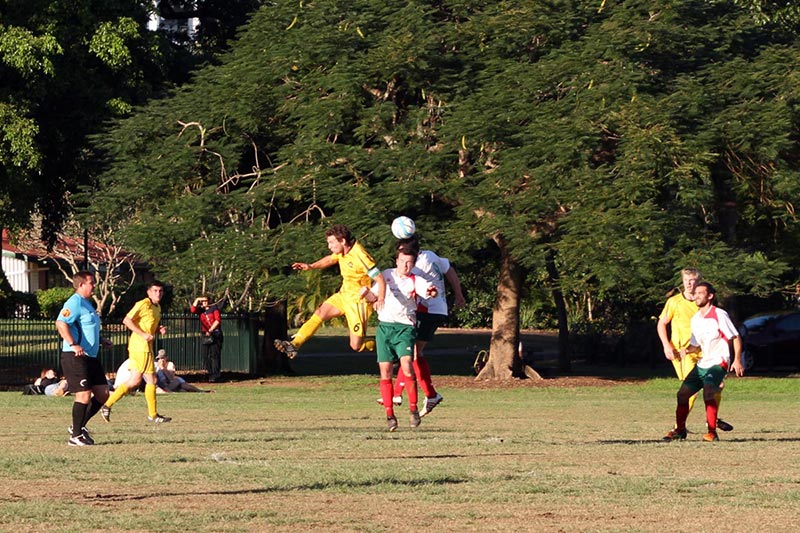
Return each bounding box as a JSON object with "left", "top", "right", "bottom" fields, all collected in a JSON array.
[
  {"left": 774, "top": 313, "right": 800, "bottom": 333},
  {"left": 742, "top": 313, "right": 782, "bottom": 334}
]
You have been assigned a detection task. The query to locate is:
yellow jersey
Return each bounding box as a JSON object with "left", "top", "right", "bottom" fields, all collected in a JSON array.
[
  {"left": 126, "top": 297, "right": 162, "bottom": 354},
  {"left": 659, "top": 292, "right": 698, "bottom": 351},
  {"left": 332, "top": 241, "right": 378, "bottom": 296}
]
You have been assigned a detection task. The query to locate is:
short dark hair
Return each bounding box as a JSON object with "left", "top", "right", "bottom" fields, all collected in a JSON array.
[
  {"left": 396, "top": 235, "right": 420, "bottom": 256},
  {"left": 696, "top": 281, "right": 716, "bottom": 297},
  {"left": 147, "top": 280, "right": 165, "bottom": 290},
  {"left": 72, "top": 271, "right": 94, "bottom": 289},
  {"left": 325, "top": 224, "right": 354, "bottom": 246}
]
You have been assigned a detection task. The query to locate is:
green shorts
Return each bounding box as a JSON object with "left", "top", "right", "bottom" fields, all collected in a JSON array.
[
  {"left": 416, "top": 312, "right": 447, "bottom": 343},
  {"left": 682, "top": 364, "right": 727, "bottom": 393},
  {"left": 376, "top": 322, "right": 415, "bottom": 363}
]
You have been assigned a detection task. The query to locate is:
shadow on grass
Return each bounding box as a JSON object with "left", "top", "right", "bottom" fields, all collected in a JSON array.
[{"left": 83, "top": 476, "right": 469, "bottom": 502}]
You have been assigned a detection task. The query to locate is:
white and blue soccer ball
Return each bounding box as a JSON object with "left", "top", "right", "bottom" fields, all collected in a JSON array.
[{"left": 391, "top": 216, "right": 416, "bottom": 239}]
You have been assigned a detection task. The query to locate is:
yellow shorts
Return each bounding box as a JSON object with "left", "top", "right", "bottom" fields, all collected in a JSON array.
[
  {"left": 129, "top": 349, "right": 156, "bottom": 375},
  {"left": 672, "top": 351, "right": 701, "bottom": 382},
  {"left": 325, "top": 291, "right": 372, "bottom": 338}
]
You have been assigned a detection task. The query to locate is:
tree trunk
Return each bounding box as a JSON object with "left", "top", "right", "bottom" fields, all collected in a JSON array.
[
  {"left": 475, "top": 234, "right": 542, "bottom": 381},
  {"left": 545, "top": 249, "right": 571, "bottom": 373}
]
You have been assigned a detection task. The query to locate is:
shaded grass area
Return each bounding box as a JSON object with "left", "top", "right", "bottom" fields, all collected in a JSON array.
[{"left": 2, "top": 375, "right": 800, "bottom": 531}]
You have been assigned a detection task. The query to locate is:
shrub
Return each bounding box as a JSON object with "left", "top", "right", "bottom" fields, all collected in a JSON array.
[{"left": 36, "top": 287, "right": 75, "bottom": 318}]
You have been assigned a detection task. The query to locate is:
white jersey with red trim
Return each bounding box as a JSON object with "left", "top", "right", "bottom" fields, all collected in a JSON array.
[
  {"left": 373, "top": 267, "right": 434, "bottom": 326},
  {"left": 689, "top": 305, "right": 739, "bottom": 369},
  {"left": 414, "top": 250, "right": 451, "bottom": 316}
]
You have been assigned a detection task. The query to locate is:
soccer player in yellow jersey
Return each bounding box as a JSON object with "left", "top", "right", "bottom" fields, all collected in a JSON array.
[
  {"left": 657, "top": 268, "right": 732, "bottom": 433},
  {"left": 101, "top": 280, "right": 171, "bottom": 424},
  {"left": 274, "top": 224, "right": 386, "bottom": 358}
]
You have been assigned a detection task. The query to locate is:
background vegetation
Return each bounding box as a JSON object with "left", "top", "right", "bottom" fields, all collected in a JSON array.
[{"left": 4, "top": 1, "right": 800, "bottom": 367}]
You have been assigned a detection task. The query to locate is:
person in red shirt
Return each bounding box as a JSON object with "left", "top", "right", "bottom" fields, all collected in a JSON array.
[{"left": 190, "top": 295, "right": 223, "bottom": 382}]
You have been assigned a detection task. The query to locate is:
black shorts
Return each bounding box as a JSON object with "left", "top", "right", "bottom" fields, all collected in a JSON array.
[
  {"left": 416, "top": 312, "right": 447, "bottom": 342},
  {"left": 61, "top": 352, "right": 107, "bottom": 393}
]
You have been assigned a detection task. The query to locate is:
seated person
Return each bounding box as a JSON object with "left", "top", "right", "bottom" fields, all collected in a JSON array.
[
  {"left": 155, "top": 350, "right": 210, "bottom": 393},
  {"left": 24, "top": 368, "right": 63, "bottom": 395},
  {"left": 45, "top": 377, "right": 70, "bottom": 397}
]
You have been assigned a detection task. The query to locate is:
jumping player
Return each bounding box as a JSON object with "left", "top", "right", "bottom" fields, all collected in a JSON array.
[
  {"left": 101, "top": 280, "right": 171, "bottom": 424},
  {"left": 372, "top": 247, "right": 437, "bottom": 431},
  {"left": 663, "top": 281, "right": 744, "bottom": 441},
  {"left": 274, "top": 224, "right": 386, "bottom": 358},
  {"left": 657, "top": 268, "right": 732, "bottom": 432}
]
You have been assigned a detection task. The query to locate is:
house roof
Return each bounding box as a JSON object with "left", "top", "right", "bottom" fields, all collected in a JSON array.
[{"left": 2, "top": 228, "right": 128, "bottom": 264}]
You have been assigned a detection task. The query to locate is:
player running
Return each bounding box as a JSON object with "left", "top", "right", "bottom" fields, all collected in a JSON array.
[{"left": 101, "top": 280, "right": 171, "bottom": 424}]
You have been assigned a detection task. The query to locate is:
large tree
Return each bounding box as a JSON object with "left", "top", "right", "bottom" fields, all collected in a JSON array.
[{"left": 90, "top": 0, "right": 800, "bottom": 377}]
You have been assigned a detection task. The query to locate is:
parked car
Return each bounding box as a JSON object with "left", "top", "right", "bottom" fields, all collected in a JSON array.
[{"left": 740, "top": 311, "right": 800, "bottom": 370}]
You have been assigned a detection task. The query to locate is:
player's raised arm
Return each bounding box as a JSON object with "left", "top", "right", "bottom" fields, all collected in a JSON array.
[{"left": 292, "top": 255, "right": 338, "bottom": 271}]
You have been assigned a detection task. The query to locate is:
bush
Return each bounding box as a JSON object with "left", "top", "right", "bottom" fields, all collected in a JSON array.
[{"left": 36, "top": 287, "right": 75, "bottom": 318}]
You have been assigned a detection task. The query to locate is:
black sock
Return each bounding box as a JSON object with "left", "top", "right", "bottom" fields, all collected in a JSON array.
[
  {"left": 83, "top": 398, "right": 102, "bottom": 427},
  {"left": 72, "top": 402, "right": 89, "bottom": 436}
]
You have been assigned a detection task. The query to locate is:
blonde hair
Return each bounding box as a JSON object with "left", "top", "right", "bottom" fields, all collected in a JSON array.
[{"left": 681, "top": 268, "right": 701, "bottom": 279}]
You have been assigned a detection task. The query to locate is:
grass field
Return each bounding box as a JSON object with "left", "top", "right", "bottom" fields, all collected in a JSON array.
[{"left": 2, "top": 370, "right": 800, "bottom": 532}]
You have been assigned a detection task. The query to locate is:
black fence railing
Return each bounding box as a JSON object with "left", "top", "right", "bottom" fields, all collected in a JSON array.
[{"left": 0, "top": 314, "right": 263, "bottom": 386}]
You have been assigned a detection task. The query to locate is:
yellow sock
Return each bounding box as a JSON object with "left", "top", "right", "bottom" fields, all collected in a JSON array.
[
  {"left": 145, "top": 383, "right": 157, "bottom": 419},
  {"left": 293, "top": 314, "right": 323, "bottom": 348},
  {"left": 105, "top": 383, "right": 129, "bottom": 408},
  {"left": 715, "top": 390, "right": 722, "bottom": 411},
  {"left": 358, "top": 338, "right": 376, "bottom": 352}
]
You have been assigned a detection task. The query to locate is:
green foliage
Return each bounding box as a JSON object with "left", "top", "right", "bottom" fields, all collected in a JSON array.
[
  {"left": 35, "top": 286, "right": 74, "bottom": 319},
  {"left": 0, "top": 25, "right": 61, "bottom": 77},
  {"left": 89, "top": 17, "right": 140, "bottom": 70}
]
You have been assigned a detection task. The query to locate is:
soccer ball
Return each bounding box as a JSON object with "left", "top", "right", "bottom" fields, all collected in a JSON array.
[{"left": 391, "top": 216, "right": 416, "bottom": 239}]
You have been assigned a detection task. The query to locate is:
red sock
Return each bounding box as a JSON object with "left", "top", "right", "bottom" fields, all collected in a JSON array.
[
  {"left": 380, "top": 379, "right": 394, "bottom": 417},
  {"left": 393, "top": 366, "right": 404, "bottom": 397},
  {"left": 705, "top": 399, "right": 718, "bottom": 432},
  {"left": 413, "top": 357, "right": 436, "bottom": 398},
  {"left": 676, "top": 403, "right": 690, "bottom": 431},
  {"left": 404, "top": 376, "right": 418, "bottom": 412}
]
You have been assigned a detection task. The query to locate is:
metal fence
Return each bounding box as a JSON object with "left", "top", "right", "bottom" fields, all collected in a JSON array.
[{"left": 0, "top": 314, "right": 261, "bottom": 386}]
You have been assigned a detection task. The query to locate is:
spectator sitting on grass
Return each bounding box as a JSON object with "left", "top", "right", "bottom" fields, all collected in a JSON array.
[{"left": 155, "top": 350, "right": 211, "bottom": 393}]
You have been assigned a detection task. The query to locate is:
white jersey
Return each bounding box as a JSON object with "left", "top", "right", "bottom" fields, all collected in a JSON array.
[
  {"left": 374, "top": 267, "right": 434, "bottom": 326},
  {"left": 414, "top": 250, "right": 451, "bottom": 316},
  {"left": 689, "top": 305, "right": 739, "bottom": 369}
]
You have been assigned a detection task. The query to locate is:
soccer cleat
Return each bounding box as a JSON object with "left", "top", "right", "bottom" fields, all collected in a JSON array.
[
  {"left": 703, "top": 431, "right": 719, "bottom": 442},
  {"left": 410, "top": 409, "right": 421, "bottom": 428},
  {"left": 386, "top": 416, "right": 398, "bottom": 432},
  {"left": 419, "top": 392, "right": 443, "bottom": 417},
  {"left": 375, "top": 396, "right": 403, "bottom": 407},
  {"left": 662, "top": 428, "right": 687, "bottom": 441},
  {"left": 100, "top": 405, "right": 112, "bottom": 423},
  {"left": 68, "top": 426, "right": 94, "bottom": 445},
  {"left": 716, "top": 419, "right": 733, "bottom": 432},
  {"left": 273, "top": 339, "right": 298, "bottom": 359},
  {"left": 68, "top": 434, "right": 93, "bottom": 447},
  {"left": 148, "top": 414, "right": 172, "bottom": 423}
]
